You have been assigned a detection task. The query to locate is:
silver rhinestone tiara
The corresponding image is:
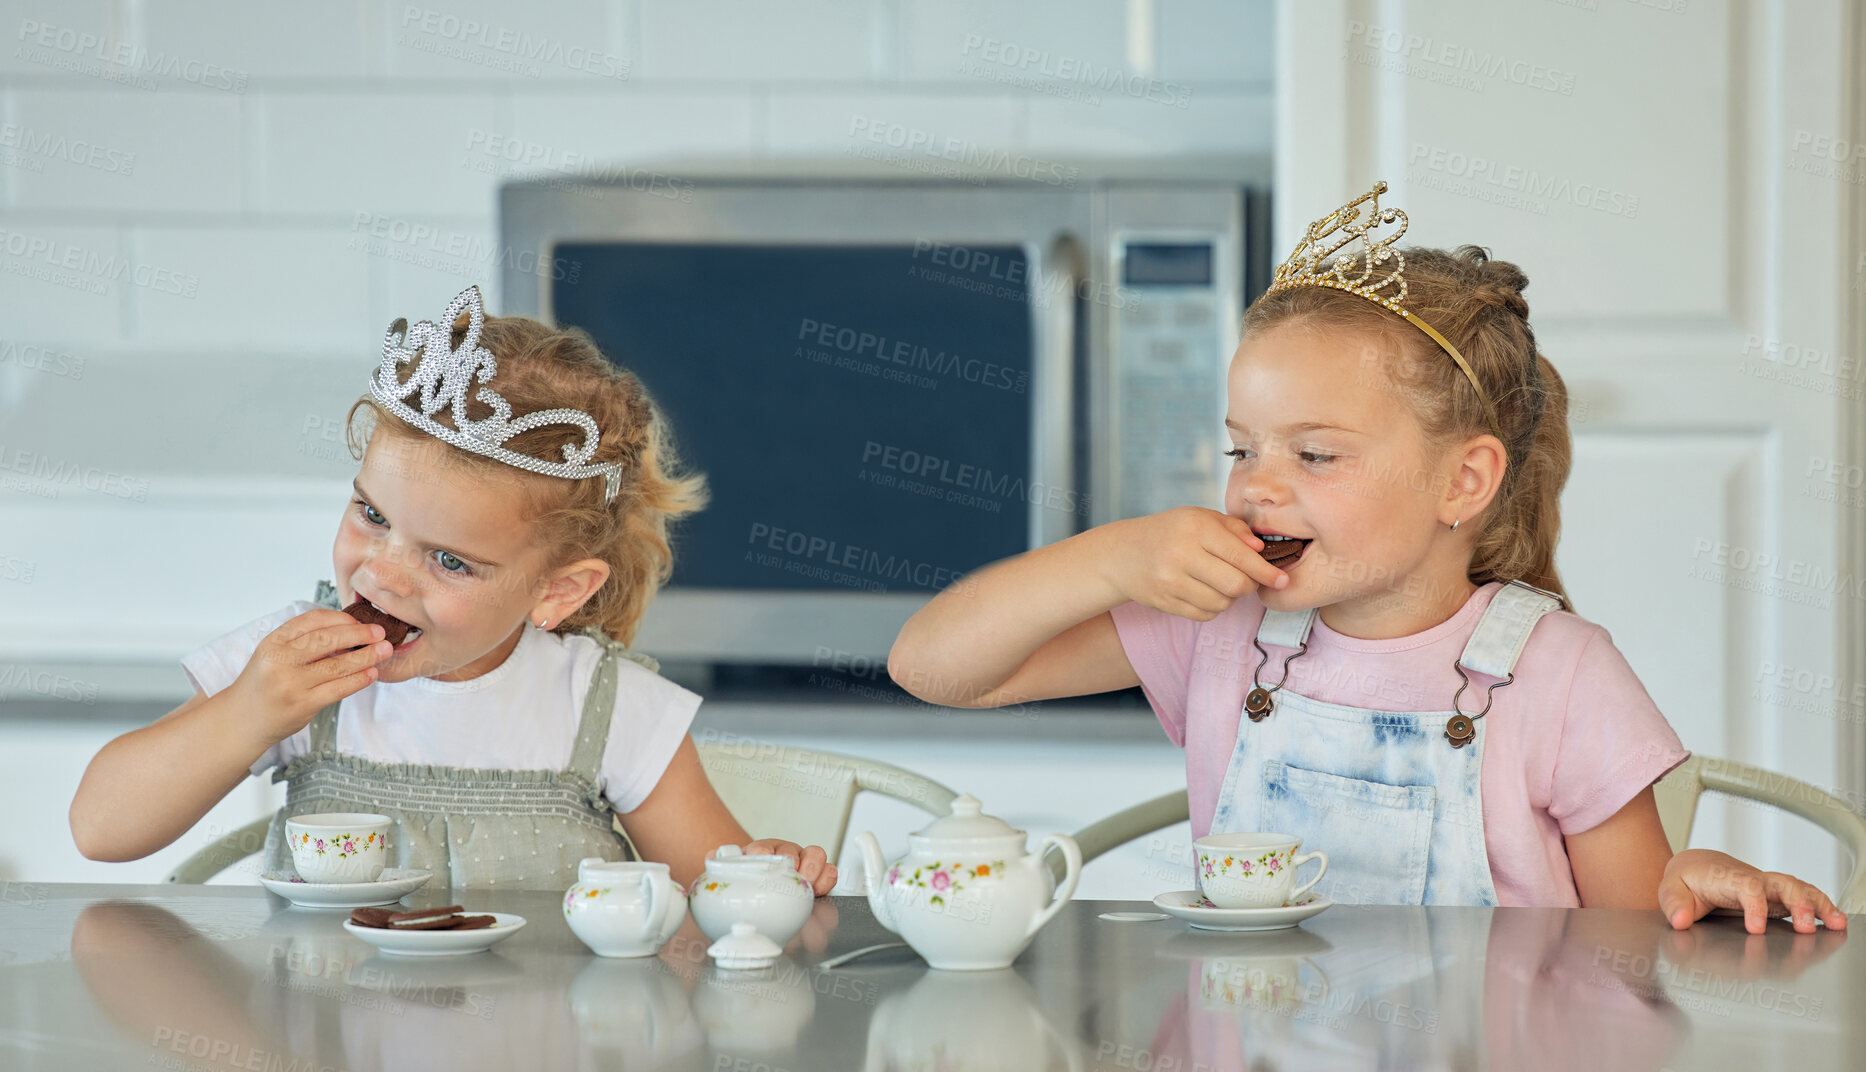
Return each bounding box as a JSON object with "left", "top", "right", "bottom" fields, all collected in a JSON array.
[{"left": 369, "top": 286, "right": 624, "bottom": 504}]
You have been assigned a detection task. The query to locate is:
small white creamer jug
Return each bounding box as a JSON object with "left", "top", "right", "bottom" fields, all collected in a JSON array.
[{"left": 564, "top": 857, "right": 686, "bottom": 957}]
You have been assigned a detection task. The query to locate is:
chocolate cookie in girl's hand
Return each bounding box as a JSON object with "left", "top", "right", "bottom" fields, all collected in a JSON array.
[{"left": 343, "top": 596, "right": 415, "bottom": 647}]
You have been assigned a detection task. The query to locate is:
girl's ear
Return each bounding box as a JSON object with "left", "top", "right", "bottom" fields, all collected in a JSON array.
[
  {"left": 1445, "top": 433, "right": 1507, "bottom": 525},
  {"left": 533, "top": 559, "right": 612, "bottom": 623}
]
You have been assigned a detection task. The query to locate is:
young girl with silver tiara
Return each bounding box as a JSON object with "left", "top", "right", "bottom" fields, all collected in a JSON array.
[
  {"left": 71, "top": 287, "right": 839, "bottom": 894},
  {"left": 891, "top": 183, "right": 1847, "bottom": 930}
]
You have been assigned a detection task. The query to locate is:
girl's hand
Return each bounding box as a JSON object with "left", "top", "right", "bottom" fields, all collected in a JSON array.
[
  {"left": 743, "top": 839, "right": 839, "bottom": 896},
  {"left": 228, "top": 609, "right": 391, "bottom": 744},
  {"left": 1657, "top": 848, "right": 1848, "bottom": 934},
  {"left": 1096, "top": 506, "right": 1287, "bottom": 621}
]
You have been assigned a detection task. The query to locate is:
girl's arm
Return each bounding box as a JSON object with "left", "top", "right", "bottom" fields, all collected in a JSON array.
[
  {"left": 69, "top": 610, "right": 389, "bottom": 862},
  {"left": 1565, "top": 785, "right": 1847, "bottom": 933},
  {"left": 69, "top": 689, "right": 273, "bottom": 862},
  {"left": 888, "top": 507, "right": 1283, "bottom": 708},
  {"left": 619, "top": 736, "right": 837, "bottom": 894},
  {"left": 1562, "top": 786, "right": 1673, "bottom": 909}
]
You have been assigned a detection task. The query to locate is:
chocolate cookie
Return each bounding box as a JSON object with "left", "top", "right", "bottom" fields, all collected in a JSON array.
[
  {"left": 344, "top": 595, "right": 414, "bottom": 647},
  {"left": 447, "top": 915, "right": 497, "bottom": 931},
  {"left": 349, "top": 906, "right": 395, "bottom": 929},
  {"left": 387, "top": 904, "right": 465, "bottom": 929},
  {"left": 1256, "top": 536, "right": 1308, "bottom": 566}
]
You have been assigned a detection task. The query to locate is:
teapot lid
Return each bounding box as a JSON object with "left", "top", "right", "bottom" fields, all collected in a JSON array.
[{"left": 913, "top": 794, "right": 1022, "bottom": 842}]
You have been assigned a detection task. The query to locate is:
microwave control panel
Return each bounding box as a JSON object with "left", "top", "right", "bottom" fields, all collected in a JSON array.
[{"left": 1110, "top": 237, "right": 1232, "bottom": 520}]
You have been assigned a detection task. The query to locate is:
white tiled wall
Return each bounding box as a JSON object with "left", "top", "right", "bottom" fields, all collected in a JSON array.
[
  {"left": 0, "top": 0, "right": 1272, "bottom": 885},
  {"left": 0, "top": 0, "right": 1273, "bottom": 380},
  {"left": 0, "top": 0, "right": 1273, "bottom": 661}
]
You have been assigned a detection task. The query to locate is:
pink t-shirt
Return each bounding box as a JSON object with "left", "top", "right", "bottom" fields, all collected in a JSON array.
[{"left": 1110, "top": 581, "right": 1689, "bottom": 907}]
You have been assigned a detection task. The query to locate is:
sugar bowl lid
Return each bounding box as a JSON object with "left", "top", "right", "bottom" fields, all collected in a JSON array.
[
  {"left": 708, "top": 922, "right": 783, "bottom": 971},
  {"left": 911, "top": 794, "right": 1025, "bottom": 848}
]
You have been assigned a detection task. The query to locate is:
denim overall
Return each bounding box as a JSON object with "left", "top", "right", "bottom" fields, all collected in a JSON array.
[
  {"left": 259, "top": 581, "right": 658, "bottom": 890},
  {"left": 1209, "top": 581, "right": 1562, "bottom": 906}
]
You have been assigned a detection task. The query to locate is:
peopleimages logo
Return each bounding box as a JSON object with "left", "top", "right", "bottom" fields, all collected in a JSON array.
[
  {"left": 0, "top": 230, "right": 199, "bottom": 297},
  {"left": 1408, "top": 144, "right": 1638, "bottom": 217},
  {"left": 795, "top": 318, "right": 1028, "bottom": 394},
  {"left": 957, "top": 34, "right": 1192, "bottom": 107},
  {"left": 0, "top": 123, "right": 135, "bottom": 175},
  {"left": 846, "top": 116, "right": 1079, "bottom": 188},
  {"left": 15, "top": 19, "right": 249, "bottom": 91},
  {"left": 350, "top": 212, "right": 581, "bottom": 284},
  {"left": 860, "top": 440, "right": 1087, "bottom": 518},
  {"left": 397, "top": 6, "right": 629, "bottom": 79},
  {"left": 744, "top": 522, "right": 975, "bottom": 595},
  {"left": 0, "top": 442, "right": 148, "bottom": 501},
  {"left": 1344, "top": 20, "right": 1576, "bottom": 95}
]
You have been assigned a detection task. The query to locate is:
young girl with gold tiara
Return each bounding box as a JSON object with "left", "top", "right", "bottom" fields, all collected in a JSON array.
[
  {"left": 891, "top": 182, "right": 1846, "bottom": 930},
  {"left": 71, "top": 287, "right": 839, "bottom": 895}
]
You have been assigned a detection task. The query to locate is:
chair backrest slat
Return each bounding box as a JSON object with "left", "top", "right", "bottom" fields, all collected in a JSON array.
[{"left": 696, "top": 742, "right": 957, "bottom": 858}]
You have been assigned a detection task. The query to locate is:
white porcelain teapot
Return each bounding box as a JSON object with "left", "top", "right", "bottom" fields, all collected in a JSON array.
[
  {"left": 856, "top": 794, "right": 1082, "bottom": 971},
  {"left": 563, "top": 857, "right": 686, "bottom": 958}
]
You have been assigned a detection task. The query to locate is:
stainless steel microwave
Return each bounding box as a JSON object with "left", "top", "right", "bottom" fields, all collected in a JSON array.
[{"left": 500, "top": 158, "right": 1271, "bottom": 667}]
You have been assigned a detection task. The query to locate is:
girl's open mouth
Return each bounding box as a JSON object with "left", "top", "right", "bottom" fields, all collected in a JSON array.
[
  {"left": 1256, "top": 533, "right": 1312, "bottom": 568},
  {"left": 343, "top": 595, "right": 424, "bottom": 653}
]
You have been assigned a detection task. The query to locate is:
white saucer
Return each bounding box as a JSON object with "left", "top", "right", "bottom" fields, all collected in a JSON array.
[
  {"left": 1151, "top": 890, "right": 1334, "bottom": 932},
  {"left": 342, "top": 913, "right": 526, "bottom": 957},
  {"left": 258, "top": 868, "right": 433, "bottom": 909}
]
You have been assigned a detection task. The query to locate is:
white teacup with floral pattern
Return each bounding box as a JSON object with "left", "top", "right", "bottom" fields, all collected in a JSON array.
[
  {"left": 286, "top": 812, "right": 391, "bottom": 884},
  {"left": 1193, "top": 833, "right": 1327, "bottom": 910}
]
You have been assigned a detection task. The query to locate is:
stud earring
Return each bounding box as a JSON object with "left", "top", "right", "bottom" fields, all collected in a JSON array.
[
  {"left": 536, "top": 618, "right": 550, "bottom": 630},
  {"left": 1449, "top": 518, "right": 1461, "bottom": 532}
]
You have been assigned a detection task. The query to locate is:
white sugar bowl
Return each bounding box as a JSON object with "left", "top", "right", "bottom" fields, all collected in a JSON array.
[
  {"left": 686, "top": 845, "right": 815, "bottom": 946},
  {"left": 563, "top": 857, "right": 687, "bottom": 958}
]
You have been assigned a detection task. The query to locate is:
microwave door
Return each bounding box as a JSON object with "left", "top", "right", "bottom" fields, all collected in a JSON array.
[{"left": 535, "top": 227, "right": 1088, "bottom": 664}]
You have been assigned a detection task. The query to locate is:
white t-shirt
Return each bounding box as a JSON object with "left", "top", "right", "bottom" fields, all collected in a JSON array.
[{"left": 181, "top": 600, "right": 701, "bottom": 814}]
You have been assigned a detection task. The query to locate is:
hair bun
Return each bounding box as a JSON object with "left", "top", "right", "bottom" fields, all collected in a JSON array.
[{"left": 1454, "top": 244, "right": 1530, "bottom": 320}]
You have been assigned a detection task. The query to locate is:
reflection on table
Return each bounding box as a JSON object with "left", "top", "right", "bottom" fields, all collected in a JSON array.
[{"left": 0, "top": 884, "right": 1852, "bottom": 1071}]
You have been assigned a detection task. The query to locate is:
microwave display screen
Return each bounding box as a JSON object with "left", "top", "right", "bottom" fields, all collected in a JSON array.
[
  {"left": 1123, "top": 243, "right": 1213, "bottom": 287},
  {"left": 552, "top": 243, "right": 1037, "bottom": 592}
]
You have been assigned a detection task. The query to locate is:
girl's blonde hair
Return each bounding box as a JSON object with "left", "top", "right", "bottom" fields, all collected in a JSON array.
[
  {"left": 1241, "top": 244, "right": 1571, "bottom": 605},
  {"left": 347, "top": 313, "right": 708, "bottom": 645}
]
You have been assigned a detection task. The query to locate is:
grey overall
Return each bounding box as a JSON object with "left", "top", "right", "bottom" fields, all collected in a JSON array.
[{"left": 260, "top": 581, "right": 658, "bottom": 890}]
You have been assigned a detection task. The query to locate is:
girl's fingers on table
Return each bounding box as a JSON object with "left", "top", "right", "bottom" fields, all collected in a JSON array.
[
  {"left": 1738, "top": 880, "right": 1771, "bottom": 935},
  {"left": 1768, "top": 874, "right": 1845, "bottom": 932},
  {"left": 1778, "top": 880, "right": 1819, "bottom": 934},
  {"left": 813, "top": 862, "right": 839, "bottom": 896},
  {"left": 795, "top": 845, "right": 835, "bottom": 894},
  {"left": 1657, "top": 876, "right": 1707, "bottom": 930}
]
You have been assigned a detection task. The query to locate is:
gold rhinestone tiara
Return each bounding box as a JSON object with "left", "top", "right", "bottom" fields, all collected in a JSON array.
[{"left": 1265, "top": 180, "right": 1498, "bottom": 432}]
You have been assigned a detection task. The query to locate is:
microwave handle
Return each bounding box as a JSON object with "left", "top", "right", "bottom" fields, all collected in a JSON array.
[{"left": 1030, "top": 236, "right": 1085, "bottom": 549}]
